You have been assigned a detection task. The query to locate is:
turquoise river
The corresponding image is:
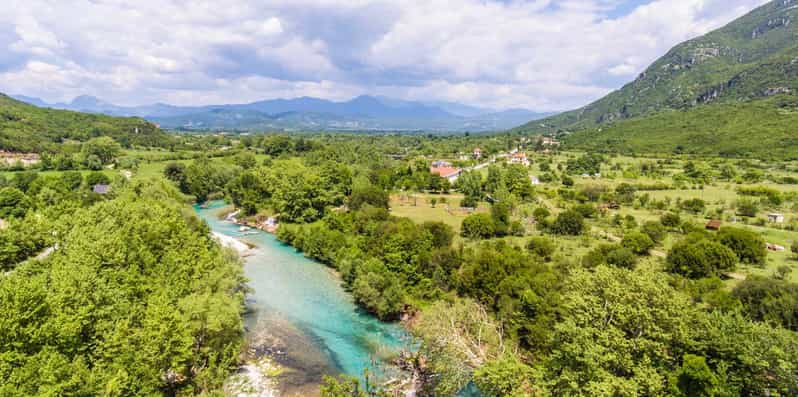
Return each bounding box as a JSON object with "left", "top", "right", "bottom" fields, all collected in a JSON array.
[{"left": 196, "top": 202, "right": 411, "bottom": 395}]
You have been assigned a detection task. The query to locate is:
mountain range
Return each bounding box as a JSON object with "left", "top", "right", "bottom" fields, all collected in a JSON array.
[
  {"left": 12, "top": 94, "right": 553, "bottom": 133},
  {"left": 516, "top": 0, "right": 798, "bottom": 158}
]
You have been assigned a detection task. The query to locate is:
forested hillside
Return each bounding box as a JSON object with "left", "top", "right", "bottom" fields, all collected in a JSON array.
[
  {"left": 0, "top": 94, "right": 170, "bottom": 153},
  {"left": 564, "top": 95, "right": 798, "bottom": 158},
  {"left": 517, "top": 0, "right": 798, "bottom": 151}
]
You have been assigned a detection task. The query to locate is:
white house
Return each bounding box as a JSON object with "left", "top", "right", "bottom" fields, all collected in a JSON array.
[{"left": 768, "top": 213, "right": 785, "bottom": 223}]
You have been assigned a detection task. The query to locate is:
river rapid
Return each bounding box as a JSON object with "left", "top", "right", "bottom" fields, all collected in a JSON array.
[{"left": 196, "top": 202, "right": 411, "bottom": 396}]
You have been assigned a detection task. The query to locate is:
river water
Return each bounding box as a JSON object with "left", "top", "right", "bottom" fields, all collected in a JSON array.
[{"left": 196, "top": 202, "right": 411, "bottom": 396}]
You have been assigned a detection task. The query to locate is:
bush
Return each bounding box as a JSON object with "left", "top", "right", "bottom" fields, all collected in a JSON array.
[
  {"left": 509, "top": 221, "right": 526, "bottom": 237},
  {"left": 573, "top": 203, "right": 597, "bottom": 219},
  {"left": 667, "top": 238, "right": 737, "bottom": 278},
  {"left": 642, "top": 221, "right": 667, "bottom": 243},
  {"left": 551, "top": 210, "right": 585, "bottom": 236},
  {"left": 461, "top": 213, "right": 496, "bottom": 239},
  {"left": 86, "top": 171, "right": 111, "bottom": 187},
  {"left": 622, "top": 231, "right": 655, "bottom": 255},
  {"left": 661, "top": 212, "right": 682, "bottom": 228},
  {"left": 717, "top": 227, "right": 766, "bottom": 266},
  {"left": 532, "top": 206, "right": 551, "bottom": 222},
  {"left": 736, "top": 197, "right": 759, "bottom": 217},
  {"left": 681, "top": 198, "right": 706, "bottom": 214},
  {"left": 583, "top": 243, "right": 637, "bottom": 269},
  {"left": 527, "top": 236, "right": 556, "bottom": 261}
]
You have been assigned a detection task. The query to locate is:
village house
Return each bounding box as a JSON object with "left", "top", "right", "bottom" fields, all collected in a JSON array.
[
  {"left": 431, "top": 160, "right": 452, "bottom": 168},
  {"left": 473, "top": 147, "right": 482, "bottom": 159},
  {"left": 0, "top": 151, "right": 40, "bottom": 167},
  {"left": 509, "top": 152, "right": 530, "bottom": 166},
  {"left": 706, "top": 220, "right": 722, "bottom": 231},
  {"left": 430, "top": 164, "right": 463, "bottom": 183},
  {"left": 93, "top": 184, "right": 111, "bottom": 195},
  {"left": 768, "top": 213, "right": 785, "bottom": 224},
  {"left": 541, "top": 136, "right": 560, "bottom": 146},
  {"left": 530, "top": 175, "right": 541, "bottom": 185}
]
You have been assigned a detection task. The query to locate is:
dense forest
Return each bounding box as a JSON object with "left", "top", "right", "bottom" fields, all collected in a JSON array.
[{"left": 0, "top": 173, "right": 245, "bottom": 395}]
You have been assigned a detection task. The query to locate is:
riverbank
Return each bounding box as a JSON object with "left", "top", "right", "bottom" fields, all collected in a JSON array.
[{"left": 197, "top": 202, "right": 415, "bottom": 396}]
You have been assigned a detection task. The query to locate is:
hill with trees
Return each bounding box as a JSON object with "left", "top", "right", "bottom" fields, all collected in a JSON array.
[
  {"left": 0, "top": 93, "right": 170, "bottom": 153},
  {"left": 516, "top": 0, "right": 798, "bottom": 157}
]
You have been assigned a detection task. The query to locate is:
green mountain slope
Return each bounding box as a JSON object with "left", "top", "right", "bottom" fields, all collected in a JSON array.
[
  {"left": 0, "top": 93, "right": 169, "bottom": 152},
  {"left": 519, "top": 0, "right": 798, "bottom": 133},
  {"left": 565, "top": 95, "right": 798, "bottom": 159}
]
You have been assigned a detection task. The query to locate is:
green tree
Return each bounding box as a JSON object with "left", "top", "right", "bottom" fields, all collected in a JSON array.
[
  {"left": 81, "top": 136, "right": 121, "bottom": 165},
  {"left": 423, "top": 221, "right": 454, "bottom": 249},
  {"left": 461, "top": 213, "right": 496, "bottom": 239},
  {"left": 551, "top": 210, "right": 585, "bottom": 236},
  {"left": 669, "top": 355, "right": 719, "bottom": 397},
  {"left": 622, "top": 231, "right": 655, "bottom": 255},
  {"left": 717, "top": 227, "right": 766, "bottom": 266},
  {"left": 526, "top": 236, "right": 556, "bottom": 261},
  {"left": 0, "top": 187, "right": 31, "bottom": 218},
  {"left": 667, "top": 237, "right": 737, "bottom": 278},
  {"left": 474, "top": 357, "right": 539, "bottom": 397}
]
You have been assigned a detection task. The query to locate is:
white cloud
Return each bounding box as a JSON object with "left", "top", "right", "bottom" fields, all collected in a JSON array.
[{"left": 0, "top": 0, "right": 771, "bottom": 111}]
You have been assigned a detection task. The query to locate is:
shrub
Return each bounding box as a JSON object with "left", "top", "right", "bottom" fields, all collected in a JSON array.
[
  {"left": 661, "top": 212, "right": 682, "bottom": 228},
  {"left": 736, "top": 198, "right": 759, "bottom": 217},
  {"left": 573, "top": 203, "right": 598, "bottom": 219},
  {"left": 461, "top": 213, "right": 496, "bottom": 239},
  {"left": 509, "top": 221, "right": 526, "bottom": 237},
  {"left": 681, "top": 198, "right": 706, "bottom": 214},
  {"left": 583, "top": 243, "right": 637, "bottom": 269},
  {"left": 527, "top": 236, "right": 556, "bottom": 261},
  {"left": 532, "top": 206, "right": 551, "bottom": 221}
]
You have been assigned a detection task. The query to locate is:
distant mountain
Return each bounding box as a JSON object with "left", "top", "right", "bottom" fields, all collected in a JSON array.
[
  {"left": 517, "top": 0, "right": 798, "bottom": 135},
  {"left": 0, "top": 93, "right": 168, "bottom": 153},
  {"left": 13, "top": 94, "right": 549, "bottom": 132}
]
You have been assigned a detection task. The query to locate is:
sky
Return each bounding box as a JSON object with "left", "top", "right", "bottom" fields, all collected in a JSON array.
[{"left": 0, "top": 0, "right": 771, "bottom": 112}]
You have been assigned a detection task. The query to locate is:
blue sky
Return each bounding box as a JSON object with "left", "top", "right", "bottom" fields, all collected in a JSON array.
[{"left": 0, "top": 0, "right": 769, "bottom": 111}]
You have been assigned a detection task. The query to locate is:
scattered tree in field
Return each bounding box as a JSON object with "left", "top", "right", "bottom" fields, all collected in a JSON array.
[
  {"left": 551, "top": 210, "right": 585, "bottom": 236},
  {"left": 681, "top": 198, "right": 706, "bottom": 214}
]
